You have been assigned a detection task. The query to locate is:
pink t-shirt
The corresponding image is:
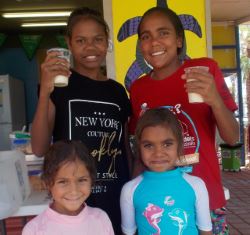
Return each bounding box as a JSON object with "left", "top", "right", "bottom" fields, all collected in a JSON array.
[{"left": 22, "top": 204, "right": 114, "bottom": 235}]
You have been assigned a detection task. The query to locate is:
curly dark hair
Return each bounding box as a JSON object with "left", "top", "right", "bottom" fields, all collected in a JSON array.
[
  {"left": 66, "top": 6, "right": 109, "bottom": 38},
  {"left": 41, "top": 140, "right": 96, "bottom": 188}
]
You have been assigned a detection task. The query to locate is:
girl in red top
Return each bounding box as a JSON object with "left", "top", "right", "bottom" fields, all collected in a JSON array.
[{"left": 129, "top": 6, "right": 239, "bottom": 235}]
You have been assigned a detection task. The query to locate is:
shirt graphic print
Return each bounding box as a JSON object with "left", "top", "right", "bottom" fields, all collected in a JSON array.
[{"left": 69, "top": 99, "right": 123, "bottom": 193}]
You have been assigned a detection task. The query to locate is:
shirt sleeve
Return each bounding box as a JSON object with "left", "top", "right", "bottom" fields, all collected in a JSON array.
[
  {"left": 128, "top": 82, "right": 139, "bottom": 135},
  {"left": 120, "top": 177, "right": 142, "bottom": 235},
  {"left": 100, "top": 210, "right": 115, "bottom": 235},
  {"left": 183, "top": 174, "right": 212, "bottom": 231},
  {"left": 120, "top": 85, "right": 132, "bottom": 124},
  {"left": 194, "top": 177, "right": 212, "bottom": 231},
  {"left": 22, "top": 222, "right": 36, "bottom": 235}
]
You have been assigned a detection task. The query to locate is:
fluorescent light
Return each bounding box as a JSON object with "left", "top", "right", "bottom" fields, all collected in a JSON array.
[
  {"left": 21, "top": 22, "right": 67, "bottom": 27},
  {"left": 3, "top": 11, "right": 71, "bottom": 18}
]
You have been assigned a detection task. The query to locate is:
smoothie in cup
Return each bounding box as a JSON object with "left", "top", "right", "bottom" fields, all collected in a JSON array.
[
  {"left": 184, "top": 66, "right": 209, "bottom": 103},
  {"left": 47, "top": 48, "right": 71, "bottom": 87}
]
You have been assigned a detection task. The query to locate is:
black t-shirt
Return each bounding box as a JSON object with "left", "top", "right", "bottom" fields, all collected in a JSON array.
[{"left": 51, "top": 70, "right": 131, "bottom": 234}]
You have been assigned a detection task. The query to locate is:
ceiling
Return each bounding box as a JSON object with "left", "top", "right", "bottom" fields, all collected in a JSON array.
[
  {"left": 0, "top": 0, "right": 103, "bottom": 31},
  {"left": 0, "top": 0, "right": 250, "bottom": 31},
  {"left": 211, "top": 0, "right": 250, "bottom": 24}
]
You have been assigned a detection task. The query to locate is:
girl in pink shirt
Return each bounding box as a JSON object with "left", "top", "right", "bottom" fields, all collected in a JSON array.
[{"left": 22, "top": 140, "right": 114, "bottom": 235}]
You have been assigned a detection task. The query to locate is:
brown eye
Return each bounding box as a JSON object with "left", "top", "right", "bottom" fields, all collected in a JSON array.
[
  {"left": 140, "top": 34, "right": 150, "bottom": 41},
  {"left": 159, "top": 30, "right": 170, "bottom": 37},
  {"left": 76, "top": 38, "right": 85, "bottom": 44},
  {"left": 57, "top": 180, "right": 67, "bottom": 185},
  {"left": 142, "top": 143, "right": 152, "bottom": 149},
  {"left": 79, "top": 177, "right": 88, "bottom": 183},
  {"left": 94, "top": 36, "right": 105, "bottom": 43}
]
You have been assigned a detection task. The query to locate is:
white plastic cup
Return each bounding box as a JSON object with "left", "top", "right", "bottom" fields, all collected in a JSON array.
[
  {"left": 47, "top": 48, "right": 71, "bottom": 87},
  {"left": 184, "top": 66, "right": 209, "bottom": 103}
]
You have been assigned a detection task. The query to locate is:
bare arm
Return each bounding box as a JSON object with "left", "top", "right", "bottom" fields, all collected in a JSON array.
[
  {"left": 210, "top": 96, "right": 239, "bottom": 145},
  {"left": 183, "top": 68, "right": 239, "bottom": 145},
  {"left": 31, "top": 95, "right": 55, "bottom": 157},
  {"left": 31, "top": 51, "right": 70, "bottom": 157}
]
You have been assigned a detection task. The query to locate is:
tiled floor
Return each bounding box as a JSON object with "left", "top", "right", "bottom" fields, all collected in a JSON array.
[
  {"left": 221, "top": 167, "right": 250, "bottom": 235},
  {"left": 1, "top": 167, "right": 250, "bottom": 235}
]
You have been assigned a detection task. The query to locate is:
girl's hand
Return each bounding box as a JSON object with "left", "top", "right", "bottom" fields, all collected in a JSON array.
[
  {"left": 181, "top": 67, "right": 221, "bottom": 107},
  {"left": 40, "top": 51, "right": 71, "bottom": 96}
]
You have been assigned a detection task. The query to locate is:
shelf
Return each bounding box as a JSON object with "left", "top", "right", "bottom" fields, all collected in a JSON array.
[
  {"left": 221, "top": 68, "right": 237, "bottom": 73},
  {"left": 213, "top": 45, "right": 236, "bottom": 49}
]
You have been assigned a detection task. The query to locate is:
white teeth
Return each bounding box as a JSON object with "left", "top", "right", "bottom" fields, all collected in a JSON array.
[
  {"left": 152, "top": 51, "right": 165, "bottom": 56},
  {"left": 85, "top": 55, "right": 97, "bottom": 59}
]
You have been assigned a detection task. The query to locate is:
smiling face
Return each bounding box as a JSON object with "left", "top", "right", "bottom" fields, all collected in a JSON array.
[
  {"left": 68, "top": 18, "right": 108, "bottom": 77},
  {"left": 138, "top": 11, "right": 183, "bottom": 77},
  {"left": 49, "top": 159, "right": 92, "bottom": 216},
  {"left": 139, "top": 125, "right": 179, "bottom": 172}
]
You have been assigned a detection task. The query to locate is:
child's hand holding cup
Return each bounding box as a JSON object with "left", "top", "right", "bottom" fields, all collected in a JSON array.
[
  {"left": 184, "top": 66, "right": 209, "bottom": 103},
  {"left": 47, "top": 48, "right": 71, "bottom": 87}
]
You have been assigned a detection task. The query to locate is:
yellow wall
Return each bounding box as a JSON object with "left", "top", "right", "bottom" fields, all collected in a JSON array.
[
  {"left": 212, "top": 25, "right": 235, "bottom": 45},
  {"left": 111, "top": 0, "right": 208, "bottom": 85},
  {"left": 212, "top": 48, "right": 236, "bottom": 69},
  {"left": 212, "top": 25, "right": 236, "bottom": 69}
]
